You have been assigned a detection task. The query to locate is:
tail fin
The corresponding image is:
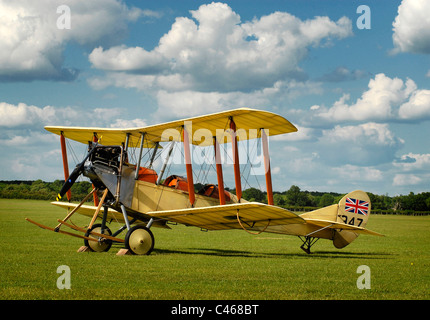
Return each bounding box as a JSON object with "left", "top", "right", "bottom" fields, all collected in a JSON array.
[{"left": 333, "top": 190, "right": 371, "bottom": 248}]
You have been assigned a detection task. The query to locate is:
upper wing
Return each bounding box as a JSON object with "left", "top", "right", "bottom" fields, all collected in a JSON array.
[
  {"left": 45, "top": 108, "right": 297, "bottom": 146},
  {"left": 147, "top": 202, "right": 305, "bottom": 230},
  {"left": 43, "top": 127, "right": 159, "bottom": 147}
]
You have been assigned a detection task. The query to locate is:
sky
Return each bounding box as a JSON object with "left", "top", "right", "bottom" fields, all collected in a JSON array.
[{"left": 0, "top": 0, "right": 429, "bottom": 196}]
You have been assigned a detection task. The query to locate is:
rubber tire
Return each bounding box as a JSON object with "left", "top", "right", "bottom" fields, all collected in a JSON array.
[
  {"left": 124, "top": 225, "right": 154, "bottom": 255},
  {"left": 84, "top": 223, "right": 113, "bottom": 252}
]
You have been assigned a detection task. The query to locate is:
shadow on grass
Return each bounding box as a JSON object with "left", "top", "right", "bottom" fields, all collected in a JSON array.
[
  {"left": 308, "top": 250, "right": 395, "bottom": 259},
  {"left": 153, "top": 247, "right": 393, "bottom": 260}
]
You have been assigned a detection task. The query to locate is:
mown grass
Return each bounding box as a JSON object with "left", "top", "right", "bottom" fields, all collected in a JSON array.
[{"left": 0, "top": 199, "right": 429, "bottom": 300}]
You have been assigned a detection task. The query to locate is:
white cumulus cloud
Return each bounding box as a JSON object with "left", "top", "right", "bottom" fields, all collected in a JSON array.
[
  {"left": 310, "top": 73, "right": 430, "bottom": 123},
  {"left": 394, "top": 153, "right": 430, "bottom": 172},
  {"left": 398, "top": 89, "right": 430, "bottom": 120},
  {"left": 392, "top": 0, "right": 430, "bottom": 54},
  {"left": 332, "top": 165, "right": 383, "bottom": 182},
  {"left": 0, "top": 0, "right": 145, "bottom": 81},
  {"left": 89, "top": 2, "right": 352, "bottom": 95},
  {"left": 318, "top": 122, "right": 404, "bottom": 166},
  {"left": 393, "top": 174, "right": 423, "bottom": 186},
  {"left": 0, "top": 102, "right": 56, "bottom": 127}
]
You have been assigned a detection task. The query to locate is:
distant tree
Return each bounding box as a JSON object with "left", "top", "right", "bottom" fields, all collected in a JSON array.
[
  {"left": 273, "top": 193, "right": 286, "bottom": 206},
  {"left": 401, "top": 192, "right": 429, "bottom": 211},
  {"left": 319, "top": 193, "right": 335, "bottom": 207},
  {"left": 242, "top": 187, "right": 265, "bottom": 202},
  {"left": 285, "top": 185, "right": 313, "bottom": 206}
]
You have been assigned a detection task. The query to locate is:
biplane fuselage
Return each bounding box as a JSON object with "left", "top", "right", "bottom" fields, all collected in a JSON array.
[{"left": 26, "top": 108, "right": 383, "bottom": 255}]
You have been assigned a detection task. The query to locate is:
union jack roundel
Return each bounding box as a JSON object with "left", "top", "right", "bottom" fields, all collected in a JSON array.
[{"left": 345, "top": 197, "right": 369, "bottom": 216}]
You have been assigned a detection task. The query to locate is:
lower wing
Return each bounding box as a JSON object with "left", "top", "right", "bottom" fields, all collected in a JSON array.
[
  {"left": 147, "top": 202, "right": 305, "bottom": 230},
  {"left": 51, "top": 201, "right": 125, "bottom": 221}
]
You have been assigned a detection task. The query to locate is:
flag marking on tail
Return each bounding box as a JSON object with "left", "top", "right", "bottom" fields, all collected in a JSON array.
[{"left": 345, "top": 198, "right": 369, "bottom": 215}]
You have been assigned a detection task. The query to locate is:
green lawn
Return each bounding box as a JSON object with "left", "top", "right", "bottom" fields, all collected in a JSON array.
[{"left": 0, "top": 199, "right": 428, "bottom": 300}]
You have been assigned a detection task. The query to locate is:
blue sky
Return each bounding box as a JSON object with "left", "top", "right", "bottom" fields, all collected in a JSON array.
[{"left": 1, "top": 0, "right": 429, "bottom": 196}]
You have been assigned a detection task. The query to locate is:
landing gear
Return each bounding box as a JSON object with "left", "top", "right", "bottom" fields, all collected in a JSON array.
[
  {"left": 299, "top": 236, "right": 319, "bottom": 254},
  {"left": 124, "top": 225, "right": 154, "bottom": 255},
  {"left": 84, "top": 223, "right": 113, "bottom": 252}
]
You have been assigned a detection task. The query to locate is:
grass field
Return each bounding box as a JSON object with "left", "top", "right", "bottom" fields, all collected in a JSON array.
[{"left": 0, "top": 199, "right": 429, "bottom": 300}]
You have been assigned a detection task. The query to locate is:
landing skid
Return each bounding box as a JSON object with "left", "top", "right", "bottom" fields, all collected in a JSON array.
[{"left": 299, "top": 236, "right": 319, "bottom": 254}]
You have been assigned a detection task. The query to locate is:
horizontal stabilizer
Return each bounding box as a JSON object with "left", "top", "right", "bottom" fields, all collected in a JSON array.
[{"left": 304, "top": 218, "right": 384, "bottom": 237}]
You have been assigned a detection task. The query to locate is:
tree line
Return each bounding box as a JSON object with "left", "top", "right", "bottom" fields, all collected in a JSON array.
[
  {"left": 0, "top": 180, "right": 93, "bottom": 202},
  {"left": 1, "top": 180, "right": 429, "bottom": 215}
]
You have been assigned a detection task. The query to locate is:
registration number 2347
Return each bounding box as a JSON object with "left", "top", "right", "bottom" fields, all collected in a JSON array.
[{"left": 338, "top": 215, "right": 363, "bottom": 227}]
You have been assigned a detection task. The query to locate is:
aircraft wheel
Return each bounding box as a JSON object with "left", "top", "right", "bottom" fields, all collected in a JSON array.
[
  {"left": 125, "top": 225, "right": 154, "bottom": 255},
  {"left": 84, "top": 224, "right": 112, "bottom": 252}
]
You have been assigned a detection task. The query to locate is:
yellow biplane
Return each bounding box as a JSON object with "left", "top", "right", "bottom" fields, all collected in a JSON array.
[{"left": 26, "top": 108, "right": 383, "bottom": 255}]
